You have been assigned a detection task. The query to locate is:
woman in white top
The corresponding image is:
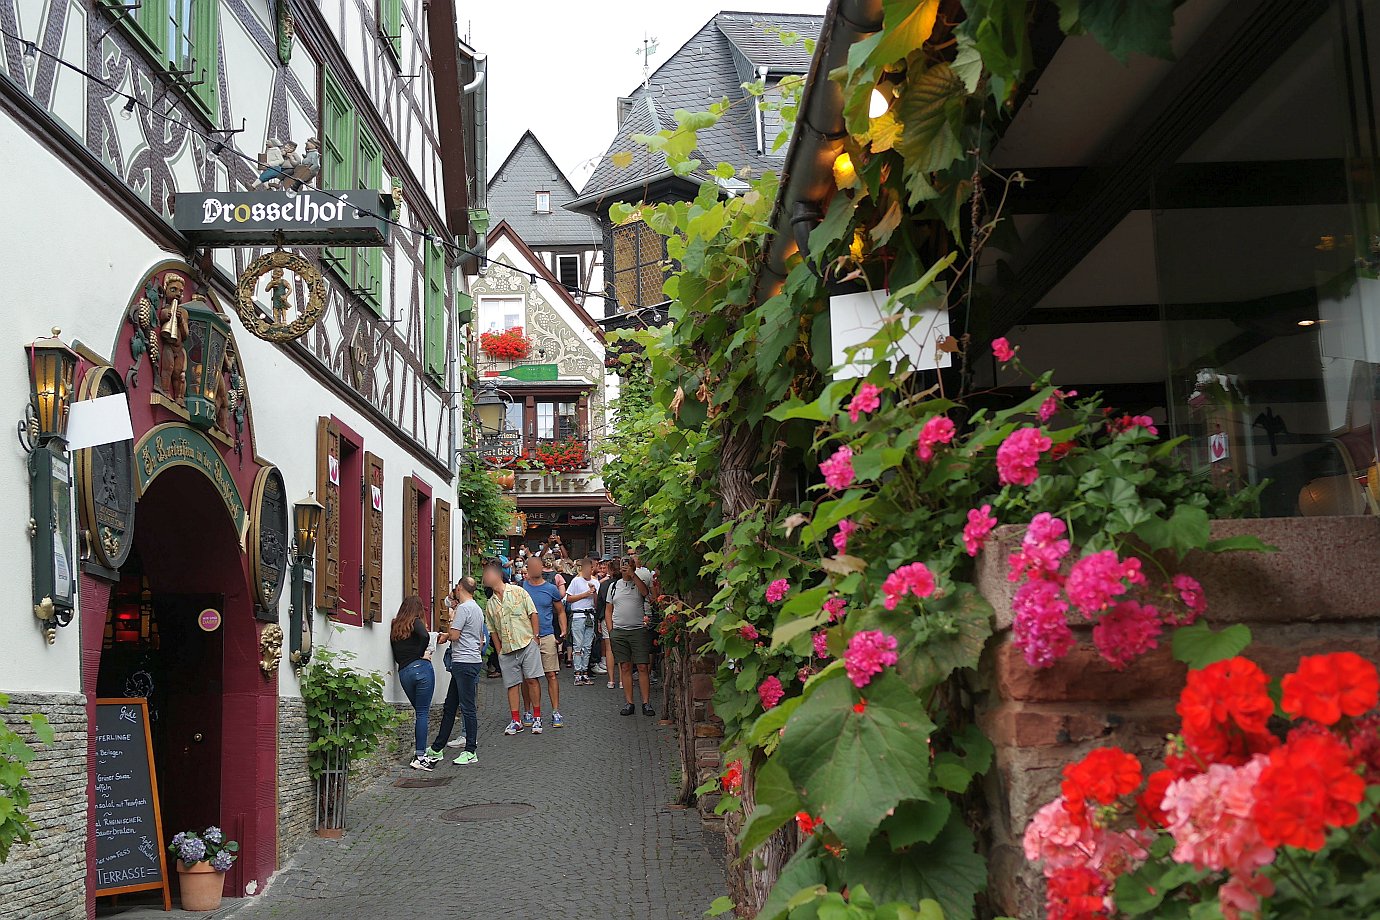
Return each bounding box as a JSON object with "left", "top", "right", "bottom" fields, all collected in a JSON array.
[{"left": 565, "top": 557, "right": 599, "bottom": 685}]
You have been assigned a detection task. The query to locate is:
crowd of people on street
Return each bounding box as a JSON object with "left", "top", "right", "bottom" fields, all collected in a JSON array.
[{"left": 388, "top": 534, "right": 662, "bottom": 771}]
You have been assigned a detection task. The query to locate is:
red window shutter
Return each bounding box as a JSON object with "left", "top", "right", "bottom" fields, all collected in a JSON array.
[
  {"left": 364, "top": 451, "right": 385, "bottom": 623},
  {"left": 433, "top": 498, "right": 451, "bottom": 629},
  {"left": 315, "top": 417, "right": 341, "bottom": 613}
]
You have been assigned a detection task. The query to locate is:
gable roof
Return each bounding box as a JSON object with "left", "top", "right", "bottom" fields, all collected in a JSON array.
[
  {"left": 488, "top": 131, "right": 604, "bottom": 247},
  {"left": 568, "top": 10, "right": 824, "bottom": 213},
  {"left": 487, "top": 221, "right": 606, "bottom": 343}
]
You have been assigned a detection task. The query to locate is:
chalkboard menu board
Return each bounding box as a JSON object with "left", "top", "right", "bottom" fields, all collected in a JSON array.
[{"left": 94, "top": 699, "right": 170, "bottom": 908}]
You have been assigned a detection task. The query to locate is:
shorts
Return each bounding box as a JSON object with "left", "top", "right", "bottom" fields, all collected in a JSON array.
[
  {"left": 610, "top": 627, "right": 652, "bottom": 666},
  {"left": 497, "top": 641, "right": 543, "bottom": 689},
  {"left": 537, "top": 634, "right": 560, "bottom": 673}
]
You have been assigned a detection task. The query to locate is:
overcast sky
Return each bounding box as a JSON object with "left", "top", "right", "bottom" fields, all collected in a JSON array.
[{"left": 463, "top": 0, "right": 827, "bottom": 190}]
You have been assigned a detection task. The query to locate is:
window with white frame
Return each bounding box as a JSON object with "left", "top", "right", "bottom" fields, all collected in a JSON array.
[
  {"left": 556, "top": 254, "right": 580, "bottom": 292},
  {"left": 535, "top": 191, "right": 552, "bottom": 213},
  {"left": 478, "top": 296, "right": 524, "bottom": 334}
]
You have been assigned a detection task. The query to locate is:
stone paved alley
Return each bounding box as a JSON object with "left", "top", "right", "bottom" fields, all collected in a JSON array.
[{"left": 113, "top": 677, "right": 725, "bottom": 920}]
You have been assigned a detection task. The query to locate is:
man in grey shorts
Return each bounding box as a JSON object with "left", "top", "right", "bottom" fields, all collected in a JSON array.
[
  {"left": 606, "top": 555, "right": 655, "bottom": 717},
  {"left": 481, "top": 561, "right": 546, "bottom": 735}
]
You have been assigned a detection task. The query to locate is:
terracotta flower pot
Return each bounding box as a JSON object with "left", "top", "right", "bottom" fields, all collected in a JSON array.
[{"left": 177, "top": 860, "right": 225, "bottom": 911}]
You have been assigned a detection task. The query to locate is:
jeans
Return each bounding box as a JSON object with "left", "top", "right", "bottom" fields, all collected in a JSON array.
[
  {"left": 569, "top": 614, "right": 595, "bottom": 672},
  {"left": 398, "top": 659, "right": 435, "bottom": 757},
  {"left": 431, "top": 660, "right": 482, "bottom": 754}
]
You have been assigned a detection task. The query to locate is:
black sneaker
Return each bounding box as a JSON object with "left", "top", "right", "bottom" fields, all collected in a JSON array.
[
  {"left": 642, "top": 704, "right": 655, "bottom": 717},
  {"left": 620, "top": 704, "right": 635, "bottom": 716}
]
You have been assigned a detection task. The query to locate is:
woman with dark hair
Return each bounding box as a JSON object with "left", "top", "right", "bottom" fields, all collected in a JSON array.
[{"left": 390, "top": 596, "right": 435, "bottom": 771}]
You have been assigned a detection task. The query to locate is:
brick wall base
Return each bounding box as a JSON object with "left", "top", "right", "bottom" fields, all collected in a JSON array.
[{"left": 0, "top": 691, "right": 88, "bottom": 920}]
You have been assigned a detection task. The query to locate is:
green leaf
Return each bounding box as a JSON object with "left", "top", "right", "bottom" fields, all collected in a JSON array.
[
  {"left": 1073, "top": 0, "right": 1178, "bottom": 63},
  {"left": 706, "top": 896, "right": 736, "bottom": 917},
  {"left": 880, "top": 797, "right": 951, "bottom": 848},
  {"left": 751, "top": 696, "right": 804, "bottom": 746},
  {"left": 895, "top": 585, "right": 994, "bottom": 691},
  {"left": 26, "top": 714, "right": 53, "bottom": 745},
  {"left": 870, "top": 0, "right": 940, "bottom": 68},
  {"left": 1134, "top": 504, "right": 1210, "bottom": 559},
  {"left": 896, "top": 64, "right": 966, "bottom": 180},
  {"left": 760, "top": 845, "right": 828, "bottom": 920},
  {"left": 842, "top": 811, "right": 986, "bottom": 920},
  {"left": 779, "top": 672, "right": 935, "bottom": 851},
  {"left": 1171, "top": 622, "right": 1253, "bottom": 670},
  {"left": 1206, "top": 534, "right": 1278, "bottom": 554},
  {"left": 738, "top": 758, "right": 802, "bottom": 853}
]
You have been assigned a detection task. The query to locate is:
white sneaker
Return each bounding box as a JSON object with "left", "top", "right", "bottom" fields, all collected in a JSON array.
[
  {"left": 409, "top": 757, "right": 433, "bottom": 771},
  {"left": 592, "top": 663, "right": 608, "bottom": 674},
  {"left": 531, "top": 716, "right": 543, "bottom": 735},
  {"left": 446, "top": 736, "right": 467, "bottom": 748}
]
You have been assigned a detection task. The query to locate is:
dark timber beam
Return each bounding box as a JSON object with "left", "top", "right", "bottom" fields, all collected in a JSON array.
[{"left": 986, "top": 0, "right": 1331, "bottom": 340}]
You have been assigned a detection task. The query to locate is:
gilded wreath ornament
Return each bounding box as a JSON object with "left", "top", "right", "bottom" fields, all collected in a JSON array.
[{"left": 236, "top": 250, "right": 327, "bottom": 343}]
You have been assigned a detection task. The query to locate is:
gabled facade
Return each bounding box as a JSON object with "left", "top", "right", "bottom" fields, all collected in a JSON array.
[
  {"left": 0, "top": 0, "right": 475, "bottom": 912},
  {"left": 466, "top": 222, "right": 622, "bottom": 561},
  {"left": 489, "top": 130, "right": 606, "bottom": 316},
  {"left": 569, "top": 10, "right": 822, "bottom": 326}
]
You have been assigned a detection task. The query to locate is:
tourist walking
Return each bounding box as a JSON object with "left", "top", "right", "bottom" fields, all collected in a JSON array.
[
  {"left": 593, "top": 558, "right": 616, "bottom": 687},
  {"left": 423, "top": 577, "right": 485, "bottom": 766},
  {"left": 520, "top": 555, "right": 567, "bottom": 728},
  {"left": 390, "top": 596, "right": 436, "bottom": 770},
  {"left": 606, "top": 556, "right": 655, "bottom": 716},
  {"left": 566, "top": 558, "right": 598, "bottom": 685},
  {"left": 481, "top": 561, "right": 545, "bottom": 735}
]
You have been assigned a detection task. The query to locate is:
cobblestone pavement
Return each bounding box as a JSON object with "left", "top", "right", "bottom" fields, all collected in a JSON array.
[{"left": 239, "top": 674, "right": 724, "bottom": 920}]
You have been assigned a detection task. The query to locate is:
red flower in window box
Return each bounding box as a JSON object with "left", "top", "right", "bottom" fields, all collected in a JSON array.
[
  {"left": 479, "top": 326, "right": 533, "bottom": 360},
  {"left": 525, "top": 439, "right": 588, "bottom": 473}
]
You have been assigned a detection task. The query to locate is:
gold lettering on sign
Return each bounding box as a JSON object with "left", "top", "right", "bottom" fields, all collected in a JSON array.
[{"left": 134, "top": 424, "right": 248, "bottom": 537}]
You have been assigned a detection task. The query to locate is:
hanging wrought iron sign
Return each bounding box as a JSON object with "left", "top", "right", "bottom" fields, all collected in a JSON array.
[{"left": 235, "top": 250, "right": 328, "bottom": 343}]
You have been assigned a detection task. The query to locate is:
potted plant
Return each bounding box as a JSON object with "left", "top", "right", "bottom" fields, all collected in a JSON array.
[
  {"left": 479, "top": 326, "right": 533, "bottom": 360},
  {"left": 168, "top": 826, "right": 238, "bottom": 911},
  {"left": 527, "top": 438, "right": 588, "bottom": 472}
]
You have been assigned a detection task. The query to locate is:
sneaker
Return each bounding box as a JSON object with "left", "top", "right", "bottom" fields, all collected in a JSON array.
[
  {"left": 521, "top": 711, "right": 534, "bottom": 727},
  {"left": 620, "top": 703, "right": 635, "bottom": 716},
  {"left": 531, "top": 717, "right": 544, "bottom": 735},
  {"left": 426, "top": 747, "right": 444, "bottom": 760},
  {"left": 552, "top": 711, "right": 564, "bottom": 728},
  {"left": 409, "top": 756, "right": 433, "bottom": 771},
  {"left": 642, "top": 704, "right": 656, "bottom": 717},
  {"left": 453, "top": 751, "right": 478, "bottom": 766},
  {"left": 446, "top": 736, "right": 467, "bottom": 749},
  {"left": 592, "top": 663, "right": 608, "bottom": 674},
  {"left": 504, "top": 720, "right": 524, "bottom": 735}
]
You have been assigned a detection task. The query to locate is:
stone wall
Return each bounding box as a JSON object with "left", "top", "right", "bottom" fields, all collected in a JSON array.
[
  {"left": 976, "top": 516, "right": 1380, "bottom": 918},
  {"left": 276, "top": 697, "right": 313, "bottom": 859},
  {"left": 0, "top": 692, "right": 88, "bottom": 920}
]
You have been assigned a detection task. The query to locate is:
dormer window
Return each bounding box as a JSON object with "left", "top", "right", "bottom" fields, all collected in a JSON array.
[{"left": 535, "top": 191, "right": 552, "bottom": 213}]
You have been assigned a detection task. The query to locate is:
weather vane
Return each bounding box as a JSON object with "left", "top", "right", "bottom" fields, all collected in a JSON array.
[{"left": 636, "top": 35, "right": 659, "bottom": 89}]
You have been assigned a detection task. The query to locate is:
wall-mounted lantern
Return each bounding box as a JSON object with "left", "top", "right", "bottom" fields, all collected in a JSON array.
[
  {"left": 20, "top": 329, "right": 80, "bottom": 643},
  {"left": 182, "top": 298, "right": 230, "bottom": 431},
  {"left": 289, "top": 491, "right": 324, "bottom": 668}
]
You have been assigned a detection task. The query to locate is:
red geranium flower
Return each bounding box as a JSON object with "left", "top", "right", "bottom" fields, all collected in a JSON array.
[
  {"left": 720, "top": 759, "right": 743, "bottom": 793},
  {"left": 1281, "top": 651, "right": 1380, "bottom": 726},
  {"left": 1176, "top": 657, "right": 1278, "bottom": 766},
  {"left": 1135, "top": 768, "right": 1174, "bottom": 829},
  {"left": 1252, "top": 731, "right": 1365, "bottom": 851},
  {"left": 1060, "top": 747, "right": 1142, "bottom": 821},
  {"left": 794, "top": 811, "right": 820, "bottom": 836},
  {"left": 1045, "top": 865, "right": 1109, "bottom": 920}
]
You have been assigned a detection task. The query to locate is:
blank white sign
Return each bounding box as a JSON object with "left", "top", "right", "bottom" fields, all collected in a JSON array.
[
  {"left": 829, "top": 288, "right": 952, "bottom": 379},
  {"left": 66, "top": 393, "right": 134, "bottom": 451}
]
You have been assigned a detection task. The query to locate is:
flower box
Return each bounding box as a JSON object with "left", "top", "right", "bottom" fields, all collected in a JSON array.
[{"left": 479, "top": 326, "right": 532, "bottom": 360}]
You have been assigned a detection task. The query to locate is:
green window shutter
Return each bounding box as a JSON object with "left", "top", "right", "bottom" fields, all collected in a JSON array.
[
  {"left": 96, "top": 0, "right": 165, "bottom": 62},
  {"left": 355, "top": 127, "right": 384, "bottom": 312},
  {"left": 424, "top": 241, "right": 446, "bottom": 380},
  {"left": 190, "top": 1, "right": 220, "bottom": 119},
  {"left": 381, "top": 0, "right": 402, "bottom": 61},
  {"left": 322, "top": 68, "right": 355, "bottom": 281}
]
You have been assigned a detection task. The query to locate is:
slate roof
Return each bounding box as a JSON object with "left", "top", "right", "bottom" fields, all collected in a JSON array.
[
  {"left": 569, "top": 10, "right": 824, "bottom": 213},
  {"left": 489, "top": 131, "right": 604, "bottom": 247}
]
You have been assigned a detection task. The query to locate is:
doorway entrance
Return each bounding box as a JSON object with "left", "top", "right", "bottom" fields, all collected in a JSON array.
[{"left": 93, "top": 464, "right": 261, "bottom": 908}]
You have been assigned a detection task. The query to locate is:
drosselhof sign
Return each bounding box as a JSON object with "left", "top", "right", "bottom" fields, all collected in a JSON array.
[{"left": 172, "top": 190, "right": 393, "bottom": 246}]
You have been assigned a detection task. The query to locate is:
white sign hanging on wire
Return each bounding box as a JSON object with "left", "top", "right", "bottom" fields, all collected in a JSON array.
[{"left": 828, "top": 288, "right": 952, "bottom": 379}]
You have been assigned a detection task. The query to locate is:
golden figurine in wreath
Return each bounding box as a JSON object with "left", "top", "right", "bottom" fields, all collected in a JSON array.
[{"left": 236, "top": 250, "right": 327, "bottom": 342}]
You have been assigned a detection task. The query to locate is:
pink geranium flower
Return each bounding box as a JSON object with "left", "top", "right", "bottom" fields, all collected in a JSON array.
[
  {"left": 739, "top": 624, "right": 760, "bottom": 641},
  {"left": 1007, "top": 513, "right": 1071, "bottom": 583},
  {"left": 881, "top": 562, "right": 936, "bottom": 610},
  {"left": 1091, "top": 601, "right": 1163, "bottom": 670},
  {"left": 758, "top": 675, "right": 785, "bottom": 709},
  {"left": 832, "top": 518, "right": 857, "bottom": 554},
  {"left": 820, "top": 445, "right": 855, "bottom": 491},
  {"left": 963, "top": 504, "right": 997, "bottom": 557},
  {"left": 1037, "top": 389, "right": 1076, "bottom": 423},
  {"left": 766, "top": 579, "right": 790, "bottom": 603},
  {"left": 992, "top": 337, "right": 1015, "bottom": 362},
  {"left": 996, "top": 427, "right": 1052, "bottom": 487},
  {"left": 844, "top": 630, "right": 899, "bottom": 688},
  {"left": 1172, "top": 574, "right": 1207, "bottom": 623},
  {"left": 847, "top": 383, "right": 881, "bottom": 423},
  {"left": 1012, "top": 578, "right": 1074, "bottom": 669},
  {"left": 823, "top": 597, "right": 846, "bottom": 622},
  {"left": 1065, "top": 551, "right": 1145, "bottom": 615},
  {"left": 813, "top": 632, "right": 830, "bottom": 658},
  {"left": 916, "top": 415, "right": 956, "bottom": 462}
]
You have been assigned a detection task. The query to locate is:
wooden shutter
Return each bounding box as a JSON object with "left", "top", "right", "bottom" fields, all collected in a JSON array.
[
  {"left": 433, "top": 499, "right": 451, "bottom": 629},
  {"left": 315, "top": 417, "right": 341, "bottom": 612},
  {"left": 424, "top": 241, "right": 447, "bottom": 380},
  {"left": 191, "top": 2, "right": 220, "bottom": 118},
  {"left": 402, "top": 476, "right": 419, "bottom": 598},
  {"left": 364, "top": 452, "right": 385, "bottom": 622}
]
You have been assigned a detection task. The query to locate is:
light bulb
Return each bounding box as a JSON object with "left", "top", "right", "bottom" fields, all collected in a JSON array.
[
  {"left": 22, "top": 41, "right": 36, "bottom": 80},
  {"left": 120, "top": 96, "right": 136, "bottom": 120},
  {"left": 1298, "top": 319, "right": 1318, "bottom": 327},
  {"left": 869, "top": 87, "right": 890, "bottom": 119}
]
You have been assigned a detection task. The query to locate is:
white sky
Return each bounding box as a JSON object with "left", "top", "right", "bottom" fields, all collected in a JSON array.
[{"left": 463, "top": 0, "right": 827, "bottom": 190}]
